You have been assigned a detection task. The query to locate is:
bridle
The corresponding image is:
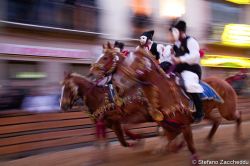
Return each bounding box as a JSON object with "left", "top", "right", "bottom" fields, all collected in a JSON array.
[
  {"left": 91, "top": 51, "right": 119, "bottom": 78},
  {"left": 65, "top": 80, "right": 81, "bottom": 107}
]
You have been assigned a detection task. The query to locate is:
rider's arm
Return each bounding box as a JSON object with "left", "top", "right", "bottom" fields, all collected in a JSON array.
[
  {"left": 179, "top": 38, "right": 200, "bottom": 65},
  {"left": 159, "top": 45, "right": 173, "bottom": 64},
  {"left": 135, "top": 45, "right": 141, "bottom": 51}
]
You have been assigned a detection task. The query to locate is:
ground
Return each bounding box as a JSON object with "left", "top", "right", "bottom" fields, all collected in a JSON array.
[{"left": 1, "top": 122, "right": 250, "bottom": 166}]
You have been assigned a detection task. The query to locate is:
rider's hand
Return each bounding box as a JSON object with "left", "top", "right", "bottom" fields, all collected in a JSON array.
[
  {"left": 171, "top": 55, "right": 181, "bottom": 64},
  {"left": 170, "top": 48, "right": 181, "bottom": 64},
  {"left": 170, "top": 48, "right": 175, "bottom": 55}
]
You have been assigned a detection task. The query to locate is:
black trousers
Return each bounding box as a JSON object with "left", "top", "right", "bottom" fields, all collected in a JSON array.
[{"left": 188, "top": 93, "right": 203, "bottom": 116}]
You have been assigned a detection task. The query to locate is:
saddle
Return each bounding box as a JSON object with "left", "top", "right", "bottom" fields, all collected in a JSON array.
[{"left": 174, "top": 74, "right": 224, "bottom": 104}]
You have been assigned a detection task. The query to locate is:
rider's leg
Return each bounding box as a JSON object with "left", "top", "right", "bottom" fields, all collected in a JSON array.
[
  {"left": 188, "top": 92, "right": 204, "bottom": 122},
  {"left": 160, "top": 61, "right": 172, "bottom": 73},
  {"left": 181, "top": 71, "right": 204, "bottom": 122}
]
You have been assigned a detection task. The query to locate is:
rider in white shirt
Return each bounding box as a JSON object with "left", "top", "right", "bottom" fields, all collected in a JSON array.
[{"left": 169, "top": 20, "right": 204, "bottom": 123}]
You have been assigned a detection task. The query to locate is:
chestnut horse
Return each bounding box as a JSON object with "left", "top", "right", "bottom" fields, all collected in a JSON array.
[
  {"left": 90, "top": 43, "right": 241, "bottom": 162},
  {"left": 60, "top": 72, "right": 160, "bottom": 147}
]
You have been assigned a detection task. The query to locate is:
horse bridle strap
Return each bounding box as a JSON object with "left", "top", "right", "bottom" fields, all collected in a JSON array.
[{"left": 92, "top": 53, "right": 119, "bottom": 77}]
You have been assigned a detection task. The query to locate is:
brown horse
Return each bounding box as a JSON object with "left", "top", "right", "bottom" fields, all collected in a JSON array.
[
  {"left": 90, "top": 42, "right": 241, "bottom": 162},
  {"left": 60, "top": 72, "right": 159, "bottom": 147}
]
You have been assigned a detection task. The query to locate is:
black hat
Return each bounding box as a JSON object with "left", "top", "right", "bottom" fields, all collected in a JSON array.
[
  {"left": 114, "top": 41, "right": 124, "bottom": 51},
  {"left": 141, "top": 30, "right": 154, "bottom": 40},
  {"left": 170, "top": 20, "right": 186, "bottom": 32}
]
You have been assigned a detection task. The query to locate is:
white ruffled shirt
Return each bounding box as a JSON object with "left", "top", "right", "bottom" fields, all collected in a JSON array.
[{"left": 176, "top": 37, "right": 201, "bottom": 65}]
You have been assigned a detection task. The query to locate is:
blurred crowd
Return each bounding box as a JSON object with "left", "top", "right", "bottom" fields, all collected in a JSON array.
[
  {"left": 0, "top": 84, "right": 61, "bottom": 112},
  {"left": 0, "top": 68, "right": 248, "bottom": 112}
]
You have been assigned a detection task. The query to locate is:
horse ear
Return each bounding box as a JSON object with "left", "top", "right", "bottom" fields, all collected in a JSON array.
[
  {"left": 102, "top": 44, "right": 106, "bottom": 49},
  {"left": 64, "top": 71, "right": 68, "bottom": 77},
  {"left": 107, "top": 42, "right": 112, "bottom": 49},
  {"left": 64, "top": 71, "right": 71, "bottom": 78}
]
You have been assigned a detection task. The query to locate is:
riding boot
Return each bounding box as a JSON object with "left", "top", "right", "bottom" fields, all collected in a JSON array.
[{"left": 188, "top": 93, "right": 204, "bottom": 123}]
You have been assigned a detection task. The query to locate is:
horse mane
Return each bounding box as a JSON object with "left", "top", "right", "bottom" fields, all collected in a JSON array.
[
  {"left": 71, "top": 72, "right": 85, "bottom": 78},
  {"left": 70, "top": 73, "right": 94, "bottom": 84},
  {"left": 70, "top": 72, "right": 107, "bottom": 93},
  {"left": 135, "top": 48, "right": 169, "bottom": 79}
]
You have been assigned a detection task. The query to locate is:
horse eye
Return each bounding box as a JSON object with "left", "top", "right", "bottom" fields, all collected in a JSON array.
[{"left": 103, "top": 57, "right": 108, "bottom": 61}]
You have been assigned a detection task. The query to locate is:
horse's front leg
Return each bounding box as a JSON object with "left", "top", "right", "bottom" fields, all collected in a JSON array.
[
  {"left": 123, "top": 124, "right": 143, "bottom": 140},
  {"left": 182, "top": 125, "right": 199, "bottom": 165},
  {"left": 95, "top": 119, "right": 108, "bottom": 148},
  {"left": 112, "top": 122, "right": 132, "bottom": 147}
]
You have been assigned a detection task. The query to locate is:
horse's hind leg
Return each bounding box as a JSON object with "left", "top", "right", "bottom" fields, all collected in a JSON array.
[
  {"left": 205, "top": 111, "right": 222, "bottom": 143},
  {"left": 153, "top": 128, "right": 181, "bottom": 154},
  {"left": 218, "top": 105, "right": 242, "bottom": 142},
  {"left": 234, "top": 110, "right": 242, "bottom": 142}
]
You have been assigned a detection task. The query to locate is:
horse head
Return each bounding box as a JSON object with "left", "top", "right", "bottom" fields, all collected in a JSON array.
[
  {"left": 90, "top": 42, "right": 125, "bottom": 80},
  {"left": 60, "top": 72, "right": 82, "bottom": 111}
]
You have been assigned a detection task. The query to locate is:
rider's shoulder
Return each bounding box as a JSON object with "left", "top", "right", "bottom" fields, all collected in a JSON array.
[{"left": 186, "top": 36, "right": 199, "bottom": 46}]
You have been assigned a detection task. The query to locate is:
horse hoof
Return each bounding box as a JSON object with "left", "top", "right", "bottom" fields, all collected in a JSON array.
[
  {"left": 127, "top": 142, "right": 136, "bottom": 147},
  {"left": 191, "top": 153, "right": 199, "bottom": 166},
  {"left": 152, "top": 147, "right": 167, "bottom": 155},
  {"left": 236, "top": 138, "right": 248, "bottom": 145},
  {"left": 132, "top": 139, "right": 145, "bottom": 150},
  {"left": 171, "top": 140, "right": 185, "bottom": 153},
  {"left": 85, "top": 159, "right": 107, "bottom": 166},
  {"left": 204, "top": 144, "right": 216, "bottom": 152}
]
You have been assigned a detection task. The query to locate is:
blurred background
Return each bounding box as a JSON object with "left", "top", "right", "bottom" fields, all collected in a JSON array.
[
  {"left": 0, "top": 0, "right": 249, "bottom": 111},
  {"left": 0, "top": 0, "right": 249, "bottom": 162}
]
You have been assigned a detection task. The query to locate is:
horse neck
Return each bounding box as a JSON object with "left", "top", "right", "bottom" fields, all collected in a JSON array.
[
  {"left": 72, "top": 76, "right": 93, "bottom": 93},
  {"left": 73, "top": 76, "right": 107, "bottom": 113},
  {"left": 145, "top": 60, "right": 187, "bottom": 104}
]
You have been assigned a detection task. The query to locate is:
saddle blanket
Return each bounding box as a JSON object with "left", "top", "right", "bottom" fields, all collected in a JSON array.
[{"left": 199, "top": 81, "right": 224, "bottom": 103}]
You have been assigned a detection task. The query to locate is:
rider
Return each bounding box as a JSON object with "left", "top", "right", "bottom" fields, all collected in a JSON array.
[
  {"left": 136, "top": 30, "right": 165, "bottom": 62},
  {"left": 98, "top": 41, "right": 128, "bottom": 102},
  {"left": 114, "top": 41, "right": 129, "bottom": 57},
  {"left": 136, "top": 30, "right": 173, "bottom": 73},
  {"left": 169, "top": 20, "right": 204, "bottom": 123}
]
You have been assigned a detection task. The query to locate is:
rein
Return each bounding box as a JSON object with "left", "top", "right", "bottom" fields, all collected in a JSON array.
[
  {"left": 119, "top": 65, "right": 152, "bottom": 86},
  {"left": 92, "top": 52, "right": 118, "bottom": 78}
]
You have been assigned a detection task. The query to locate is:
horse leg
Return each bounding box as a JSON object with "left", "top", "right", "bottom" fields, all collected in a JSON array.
[
  {"left": 121, "top": 124, "right": 146, "bottom": 149},
  {"left": 153, "top": 126, "right": 182, "bottom": 154},
  {"left": 89, "top": 120, "right": 109, "bottom": 165},
  {"left": 182, "top": 125, "right": 199, "bottom": 165},
  {"left": 206, "top": 111, "right": 222, "bottom": 143},
  {"left": 95, "top": 119, "right": 108, "bottom": 148},
  {"left": 112, "top": 122, "right": 131, "bottom": 147},
  {"left": 123, "top": 124, "right": 143, "bottom": 140},
  {"left": 235, "top": 111, "right": 242, "bottom": 141},
  {"left": 218, "top": 105, "right": 243, "bottom": 142}
]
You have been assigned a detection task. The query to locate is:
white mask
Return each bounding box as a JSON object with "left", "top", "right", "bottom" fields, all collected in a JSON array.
[
  {"left": 171, "top": 28, "right": 180, "bottom": 41},
  {"left": 139, "top": 36, "right": 147, "bottom": 45}
]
